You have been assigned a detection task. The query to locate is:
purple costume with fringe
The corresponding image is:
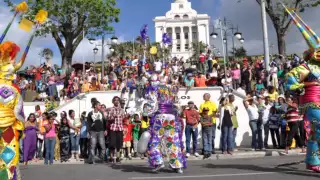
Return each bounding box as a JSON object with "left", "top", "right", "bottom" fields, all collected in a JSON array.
[{"left": 145, "top": 85, "right": 186, "bottom": 169}]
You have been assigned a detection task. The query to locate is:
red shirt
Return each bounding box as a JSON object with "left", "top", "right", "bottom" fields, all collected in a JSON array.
[
  {"left": 183, "top": 109, "right": 200, "bottom": 125},
  {"left": 123, "top": 124, "right": 135, "bottom": 142},
  {"left": 199, "top": 54, "right": 206, "bottom": 63},
  {"left": 120, "top": 59, "right": 127, "bottom": 66}
]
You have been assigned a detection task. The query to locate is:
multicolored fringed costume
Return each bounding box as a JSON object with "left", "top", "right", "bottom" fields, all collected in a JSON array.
[
  {"left": 284, "top": 4, "right": 320, "bottom": 172},
  {"left": 0, "top": 2, "right": 48, "bottom": 179},
  {"left": 144, "top": 84, "right": 186, "bottom": 173}
]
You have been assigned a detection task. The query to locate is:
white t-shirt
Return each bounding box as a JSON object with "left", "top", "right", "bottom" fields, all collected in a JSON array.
[
  {"left": 69, "top": 118, "right": 81, "bottom": 134},
  {"left": 154, "top": 62, "right": 162, "bottom": 72},
  {"left": 261, "top": 104, "right": 272, "bottom": 124},
  {"left": 172, "top": 65, "right": 179, "bottom": 74},
  {"left": 131, "top": 59, "right": 139, "bottom": 66},
  {"left": 246, "top": 104, "right": 259, "bottom": 121}
]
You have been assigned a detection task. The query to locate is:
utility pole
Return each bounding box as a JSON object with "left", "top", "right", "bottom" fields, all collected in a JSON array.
[
  {"left": 101, "top": 35, "right": 105, "bottom": 78},
  {"left": 261, "top": 0, "right": 270, "bottom": 72}
]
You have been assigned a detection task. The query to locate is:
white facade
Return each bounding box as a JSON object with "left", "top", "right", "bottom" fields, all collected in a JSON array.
[{"left": 153, "top": 0, "right": 210, "bottom": 60}]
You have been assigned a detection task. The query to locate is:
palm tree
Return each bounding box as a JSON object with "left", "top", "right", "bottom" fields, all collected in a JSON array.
[
  {"left": 41, "top": 48, "right": 54, "bottom": 60},
  {"left": 230, "top": 47, "right": 247, "bottom": 58},
  {"left": 190, "top": 41, "right": 207, "bottom": 63}
]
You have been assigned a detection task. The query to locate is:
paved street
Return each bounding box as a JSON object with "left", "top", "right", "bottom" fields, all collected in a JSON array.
[{"left": 20, "top": 156, "right": 319, "bottom": 180}]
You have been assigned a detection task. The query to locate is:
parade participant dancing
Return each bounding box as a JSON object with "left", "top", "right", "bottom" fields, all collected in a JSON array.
[
  {"left": 0, "top": 2, "right": 48, "bottom": 179},
  {"left": 138, "top": 79, "right": 186, "bottom": 174},
  {"left": 284, "top": 4, "right": 320, "bottom": 172}
]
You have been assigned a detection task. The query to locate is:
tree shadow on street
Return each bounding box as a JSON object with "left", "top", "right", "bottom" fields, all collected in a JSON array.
[{"left": 201, "top": 163, "right": 320, "bottom": 178}]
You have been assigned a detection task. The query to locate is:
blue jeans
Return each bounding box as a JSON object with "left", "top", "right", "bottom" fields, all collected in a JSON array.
[
  {"left": 44, "top": 138, "right": 56, "bottom": 164},
  {"left": 48, "top": 84, "right": 56, "bottom": 97},
  {"left": 36, "top": 80, "right": 41, "bottom": 92},
  {"left": 249, "top": 120, "right": 263, "bottom": 149},
  {"left": 222, "top": 126, "right": 233, "bottom": 152},
  {"left": 207, "top": 60, "right": 213, "bottom": 73},
  {"left": 202, "top": 126, "right": 213, "bottom": 153},
  {"left": 212, "top": 125, "right": 216, "bottom": 151},
  {"left": 19, "top": 138, "right": 24, "bottom": 162},
  {"left": 185, "top": 125, "right": 198, "bottom": 153},
  {"left": 232, "top": 128, "right": 237, "bottom": 149},
  {"left": 70, "top": 133, "right": 80, "bottom": 153}
]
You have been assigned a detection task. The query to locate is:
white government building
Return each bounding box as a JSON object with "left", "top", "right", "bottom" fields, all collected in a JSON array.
[{"left": 153, "top": 0, "right": 211, "bottom": 60}]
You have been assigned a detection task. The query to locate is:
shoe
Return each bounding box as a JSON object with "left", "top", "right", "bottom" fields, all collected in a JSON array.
[
  {"left": 152, "top": 164, "right": 165, "bottom": 172},
  {"left": 203, "top": 153, "right": 208, "bottom": 159},
  {"left": 194, "top": 152, "right": 200, "bottom": 157},
  {"left": 176, "top": 168, "right": 183, "bottom": 174},
  {"left": 307, "top": 164, "right": 320, "bottom": 172},
  {"left": 211, "top": 151, "right": 216, "bottom": 154},
  {"left": 186, "top": 153, "right": 190, "bottom": 157},
  {"left": 133, "top": 152, "right": 138, "bottom": 158},
  {"left": 128, "top": 155, "right": 132, "bottom": 160},
  {"left": 116, "top": 158, "right": 121, "bottom": 163}
]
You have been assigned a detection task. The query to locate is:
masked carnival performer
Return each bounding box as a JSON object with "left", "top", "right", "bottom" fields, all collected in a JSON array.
[
  {"left": 284, "top": 5, "right": 320, "bottom": 172},
  {"left": 138, "top": 75, "right": 186, "bottom": 174},
  {"left": 0, "top": 2, "right": 48, "bottom": 179}
]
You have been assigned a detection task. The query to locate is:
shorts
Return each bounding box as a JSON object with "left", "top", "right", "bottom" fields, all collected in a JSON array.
[
  {"left": 123, "top": 141, "right": 131, "bottom": 148},
  {"left": 109, "top": 130, "right": 123, "bottom": 149}
]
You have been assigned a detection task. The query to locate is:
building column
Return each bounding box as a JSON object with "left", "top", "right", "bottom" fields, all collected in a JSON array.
[
  {"left": 189, "top": 26, "right": 192, "bottom": 47},
  {"left": 205, "top": 24, "right": 210, "bottom": 46},
  {"left": 172, "top": 27, "right": 176, "bottom": 52},
  {"left": 180, "top": 26, "right": 185, "bottom": 52}
]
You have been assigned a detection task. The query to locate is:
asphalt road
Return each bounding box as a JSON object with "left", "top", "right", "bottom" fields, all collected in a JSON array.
[{"left": 20, "top": 156, "right": 319, "bottom": 180}]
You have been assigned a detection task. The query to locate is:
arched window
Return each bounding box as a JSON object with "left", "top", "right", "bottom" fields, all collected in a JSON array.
[
  {"left": 183, "top": 14, "right": 189, "bottom": 19},
  {"left": 174, "top": 15, "right": 180, "bottom": 19}
]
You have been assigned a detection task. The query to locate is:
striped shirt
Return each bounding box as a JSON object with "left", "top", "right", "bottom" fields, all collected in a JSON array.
[{"left": 285, "top": 107, "right": 300, "bottom": 122}]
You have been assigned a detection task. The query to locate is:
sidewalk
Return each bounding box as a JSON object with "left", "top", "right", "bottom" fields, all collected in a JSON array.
[{"left": 25, "top": 148, "right": 305, "bottom": 165}]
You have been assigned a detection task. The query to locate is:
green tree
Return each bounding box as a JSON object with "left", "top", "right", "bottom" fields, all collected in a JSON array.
[
  {"left": 190, "top": 41, "right": 207, "bottom": 62},
  {"left": 251, "top": 0, "right": 320, "bottom": 55},
  {"left": 230, "top": 47, "right": 247, "bottom": 58},
  {"left": 5, "top": 0, "right": 120, "bottom": 71}
]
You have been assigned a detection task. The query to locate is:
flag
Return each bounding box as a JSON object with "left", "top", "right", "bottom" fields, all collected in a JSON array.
[
  {"left": 162, "top": 33, "right": 172, "bottom": 45},
  {"left": 19, "top": 18, "right": 34, "bottom": 32},
  {"left": 140, "top": 24, "right": 148, "bottom": 41}
]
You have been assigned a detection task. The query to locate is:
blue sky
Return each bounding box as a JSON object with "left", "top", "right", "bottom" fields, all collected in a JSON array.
[
  {"left": 113, "top": 0, "right": 221, "bottom": 41},
  {"left": 1, "top": 0, "right": 320, "bottom": 67}
]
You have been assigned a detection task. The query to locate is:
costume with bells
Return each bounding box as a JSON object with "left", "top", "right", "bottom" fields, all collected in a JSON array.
[
  {"left": 0, "top": 2, "right": 48, "bottom": 179},
  {"left": 285, "top": 4, "right": 320, "bottom": 172},
  {"left": 137, "top": 82, "right": 186, "bottom": 173}
]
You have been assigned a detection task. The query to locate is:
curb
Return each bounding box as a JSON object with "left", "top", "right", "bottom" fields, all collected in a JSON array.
[{"left": 25, "top": 151, "right": 305, "bottom": 165}]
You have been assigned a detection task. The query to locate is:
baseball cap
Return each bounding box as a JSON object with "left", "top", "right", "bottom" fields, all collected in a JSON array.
[{"left": 187, "top": 101, "right": 194, "bottom": 104}]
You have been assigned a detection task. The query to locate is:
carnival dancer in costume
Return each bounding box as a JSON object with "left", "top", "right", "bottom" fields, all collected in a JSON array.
[
  {"left": 138, "top": 79, "right": 186, "bottom": 174},
  {"left": 0, "top": 2, "right": 48, "bottom": 179},
  {"left": 284, "top": 3, "right": 320, "bottom": 172}
]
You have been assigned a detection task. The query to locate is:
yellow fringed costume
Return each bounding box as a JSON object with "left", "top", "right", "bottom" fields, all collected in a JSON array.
[{"left": 0, "top": 2, "right": 48, "bottom": 179}]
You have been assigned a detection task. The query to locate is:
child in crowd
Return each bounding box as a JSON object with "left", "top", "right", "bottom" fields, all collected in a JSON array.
[
  {"left": 122, "top": 118, "right": 135, "bottom": 160},
  {"left": 131, "top": 114, "right": 141, "bottom": 158},
  {"left": 268, "top": 106, "right": 281, "bottom": 149},
  {"left": 200, "top": 107, "right": 214, "bottom": 159}
]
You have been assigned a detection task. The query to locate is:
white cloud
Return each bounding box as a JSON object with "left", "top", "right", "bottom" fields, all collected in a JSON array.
[{"left": 207, "top": 0, "right": 320, "bottom": 56}]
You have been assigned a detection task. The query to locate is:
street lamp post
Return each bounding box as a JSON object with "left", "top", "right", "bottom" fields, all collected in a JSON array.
[
  {"left": 210, "top": 17, "right": 244, "bottom": 62},
  {"left": 89, "top": 33, "right": 118, "bottom": 79},
  {"left": 261, "top": 0, "right": 270, "bottom": 72},
  {"left": 93, "top": 47, "right": 98, "bottom": 71}
]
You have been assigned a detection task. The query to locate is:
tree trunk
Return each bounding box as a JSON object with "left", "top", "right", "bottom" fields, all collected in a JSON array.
[{"left": 276, "top": 30, "right": 286, "bottom": 56}]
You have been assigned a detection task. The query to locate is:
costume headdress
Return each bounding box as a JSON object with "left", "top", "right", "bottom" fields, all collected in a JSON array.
[
  {"left": 281, "top": 3, "right": 320, "bottom": 61},
  {"left": 0, "top": 2, "right": 48, "bottom": 83}
]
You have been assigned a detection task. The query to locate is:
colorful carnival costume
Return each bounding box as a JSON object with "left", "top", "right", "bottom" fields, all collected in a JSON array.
[
  {"left": 284, "top": 4, "right": 320, "bottom": 172},
  {"left": 138, "top": 83, "right": 186, "bottom": 173},
  {"left": 0, "top": 2, "right": 48, "bottom": 179}
]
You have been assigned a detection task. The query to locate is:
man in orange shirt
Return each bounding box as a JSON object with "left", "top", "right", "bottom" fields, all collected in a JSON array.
[
  {"left": 182, "top": 101, "right": 200, "bottom": 157},
  {"left": 195, "top": 72, "right": 207, "bottom": 87}
]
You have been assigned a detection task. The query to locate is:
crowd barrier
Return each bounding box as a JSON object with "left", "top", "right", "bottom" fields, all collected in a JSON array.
[{"left": 23, "top": 88, "right": 273, "bottom": 147}]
